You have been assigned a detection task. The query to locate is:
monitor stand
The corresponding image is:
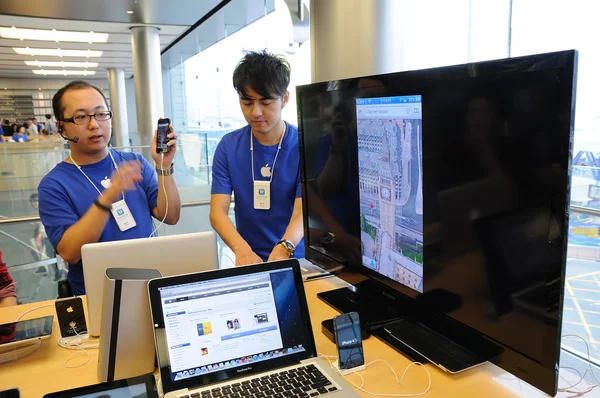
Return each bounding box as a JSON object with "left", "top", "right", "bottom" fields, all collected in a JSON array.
[{"left": 317, "top": 281, "right": 497, "bottom": 373}]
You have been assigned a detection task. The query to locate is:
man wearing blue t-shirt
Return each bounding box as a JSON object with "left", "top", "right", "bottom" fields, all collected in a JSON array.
[
  {"left": 210, "top": 50, "right": 304, "bottom": 266},
  {"left": 38, "top": 81, "right": 181, "bottom": 295},
  {"left": 12, "top": 127, "right": 28, "bottom": 142}
]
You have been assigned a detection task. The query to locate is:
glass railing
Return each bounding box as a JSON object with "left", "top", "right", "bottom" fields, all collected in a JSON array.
[
  {"left": 571, "top": 165, "right": 600, "bottom": 210},
  {"left": 567, "top": 165, "right": 600, "bottom": 364},
  {"left": 0, "top": 134, "right": 231, "bottom": 304},
  {"left": 0, "top": 200, "right": 236, "bottom": 305},
  {"left": 563, "top": 202, "right": 600, "bottom": 368},
  {"left": 0, "top": 133, "right": 215, "bottom": 217},
  {"left": 0, "top": 219, "right": 64, "bottom": 304}
]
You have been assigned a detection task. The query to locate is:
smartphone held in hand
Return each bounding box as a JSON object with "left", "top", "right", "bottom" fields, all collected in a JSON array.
[{"left": 156, "top": 118, "right": 171, "bottom": 154}]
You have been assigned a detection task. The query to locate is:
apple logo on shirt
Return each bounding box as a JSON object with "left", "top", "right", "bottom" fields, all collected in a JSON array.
[
  {"left": 100, "top": 177, "right": 112, "bottom": 189},
  {"left": 260, "top": 164, "right": 271, "bottom": 178}
]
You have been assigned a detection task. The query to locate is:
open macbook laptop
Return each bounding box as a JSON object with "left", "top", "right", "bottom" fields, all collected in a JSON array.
[{"left": 147, "top": 259, "right": 360, "bottom": 398}]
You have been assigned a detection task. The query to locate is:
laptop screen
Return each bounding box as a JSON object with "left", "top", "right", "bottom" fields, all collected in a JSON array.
[{"left": 155, "top": 265, "right": 311, "bottom": 384}]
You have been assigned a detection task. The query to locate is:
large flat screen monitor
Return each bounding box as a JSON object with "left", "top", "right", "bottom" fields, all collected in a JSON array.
[{"left": 297, "top": 50, "right": 577, "bottom": 395}]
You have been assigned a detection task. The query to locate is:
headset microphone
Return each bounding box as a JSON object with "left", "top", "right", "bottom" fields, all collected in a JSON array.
[
  {"left": 60, "top": 133, "right": 79, "bottom": 143},
  {"left": 58, "top": 126, "right": 79, "bottom": 143}
]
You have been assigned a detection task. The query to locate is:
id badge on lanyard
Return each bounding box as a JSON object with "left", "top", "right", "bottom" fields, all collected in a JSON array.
[
  {"left": 254, "top": 180, "right": 271, "bottom": 210},
  {"left": 250, "top": 124, "right": 285, "bottom": 211},
  {"left": 110, "top": 199, "right": 137, "bottom": 231}
]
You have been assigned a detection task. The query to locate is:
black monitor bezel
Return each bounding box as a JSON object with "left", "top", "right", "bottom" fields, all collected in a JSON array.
[
  {"left": 147, "top": 259, "right": 317, "bottom": 395},
  {"left": 297, "top": 49, "right": 577, "bottom": 396}
]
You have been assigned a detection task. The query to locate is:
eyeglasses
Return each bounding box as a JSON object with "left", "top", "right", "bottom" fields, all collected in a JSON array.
[{"left": 63, "top": 111, "right": 113, "bottom": 125}]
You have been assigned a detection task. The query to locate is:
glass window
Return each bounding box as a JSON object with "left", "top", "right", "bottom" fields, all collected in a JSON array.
[
  {"left": 167, "top": 0, "right": 310, "bottom": 190},
  {"left": 183, "top": 0, "right": 309, "bottom": 132},
  {"left": 511, "top": 0, "right": 600, "bottom": 368}
]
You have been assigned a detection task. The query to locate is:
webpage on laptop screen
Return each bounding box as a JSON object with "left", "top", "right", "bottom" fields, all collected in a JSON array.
[{"left": 159, "top": 268, "right": 305, "bottom": 381}]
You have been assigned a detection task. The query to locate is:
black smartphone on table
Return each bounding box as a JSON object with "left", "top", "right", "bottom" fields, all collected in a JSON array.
[
  {"left": 334, "top": 311, "right": 365, "bottom": 370},
  {"left": 156, "top": 118, "right": 171, "bottom": 154},
  {"left": 55, "top": 297, "right": 87, "bottom": 338}
]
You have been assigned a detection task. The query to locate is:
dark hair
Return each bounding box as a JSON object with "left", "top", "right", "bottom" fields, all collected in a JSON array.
[
  {"left": 30, "top": 193, "right": 38, "bottom": 202},
  {"left": 45, "top": 114, "right": 52, "bottom": 119},
  {"left": 3, "top": 119, "right": 8, "bottom": 125},
  {"left": 52, "top": 80, "right": 109, "bottom": 121},
  {"left": 232, "top": 50, "right": 290, "bottom": 99}
]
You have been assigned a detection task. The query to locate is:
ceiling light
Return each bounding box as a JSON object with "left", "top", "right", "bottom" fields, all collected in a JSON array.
[
  {"left": 0, "top": 27, "right": 108, "bottom": 43},
  {"left": 38, "top": 88, "right": 41, "bottom": 90},
  {"left": 127, "top": 10, "right": 134, "bottom": 14},
  {"left": 14, "top": 47, "right": 103, "bottom": 57},
  {"left": 32, "top": 69, "right": 97, "bottom": 76},
  {"left": 25, "top": 61, "right": 99, "bottom": 68}
]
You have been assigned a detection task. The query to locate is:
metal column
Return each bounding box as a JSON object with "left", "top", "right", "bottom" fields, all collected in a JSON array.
[
  {"left": 107, "top": 68, "right": 130, "bottom": 148},
  {"left": 310, "top": 0, "right": 406, "bottom": 82},
  {"left": 130, "top": 26, "right": 164, "bottom": 161}
]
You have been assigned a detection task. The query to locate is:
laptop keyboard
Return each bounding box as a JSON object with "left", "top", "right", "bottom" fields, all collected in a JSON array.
[{"left": 179, "top": 364, "right": 339, "bottom": 398}]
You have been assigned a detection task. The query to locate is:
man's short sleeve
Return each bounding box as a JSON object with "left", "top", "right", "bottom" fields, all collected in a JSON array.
[
  {"left": 211, "top": 138, "right": 233, "bottom": 195},
  {"left": 38, "top": 181, "right": 79, "bottom": 252},
  {"left": 137, "top": 154, "right": 159, "bottom": 211}
]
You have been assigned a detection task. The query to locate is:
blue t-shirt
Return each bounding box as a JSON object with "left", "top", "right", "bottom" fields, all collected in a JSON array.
[
  {"left": 38, "top": 150, "right": 159, "bottom": 295},
  {"left": 211, "top": 123, "right": 305, "bottom": 260},
  {"left": 12, "top": 133, "right": 28, "bottom": 142}
]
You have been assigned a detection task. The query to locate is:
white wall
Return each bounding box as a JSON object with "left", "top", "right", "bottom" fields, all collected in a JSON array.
[
  {"left": 162, "top": 66, "right": 172, "bottom": 124},
  {"left": 311, "top": 0, "right": 471, "bottom": 82},
  {"left": 125, "top": 76, "right": 139, "bottom": 145}
]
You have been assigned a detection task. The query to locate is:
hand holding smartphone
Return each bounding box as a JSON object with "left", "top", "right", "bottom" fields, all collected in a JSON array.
[
  {"left": 334, "top": 311, "right": 365, "bottom": 371},
  {"left": 156, "top": 118, "right": 171, "bottom": 154}
]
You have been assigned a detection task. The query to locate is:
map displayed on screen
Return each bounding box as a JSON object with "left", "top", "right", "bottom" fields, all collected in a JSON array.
[{"left": 356, "top": 95, "right": 424, "bottom": 292}]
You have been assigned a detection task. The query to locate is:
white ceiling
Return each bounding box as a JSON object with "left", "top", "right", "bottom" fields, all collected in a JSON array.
[{"left": 0, "top": 0, "right": 226, "bottom": 79}]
